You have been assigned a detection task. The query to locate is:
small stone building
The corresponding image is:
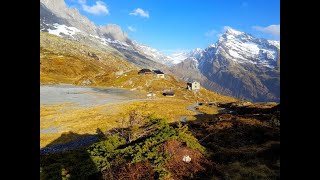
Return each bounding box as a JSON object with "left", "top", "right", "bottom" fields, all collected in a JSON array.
[
  {"left": 138, "top": 69, "right": 153, "bottom": 76},
  {"left": 153, "top": 70, "right": 165, "bottom": 78},
  {"left": 187, "top": 81, "right": 200, "bottom": 90},
  {"left": 163, "top": 91, "right": 175, "bottom": 97}
]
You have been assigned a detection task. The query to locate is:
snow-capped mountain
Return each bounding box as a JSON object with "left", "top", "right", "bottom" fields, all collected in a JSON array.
[
  {"left": 40, "top": 0, "right": 171, "bottom": 70},
  {"left": 131, "top": 41, "right": 175, "bottom": 66},
  {"left": 40, "top": 0, "right": 200, "bottom": 69},
  {"left": 40, "top": 0, "right": 279, "bottom": 102},
  {"left": 172, "top": 27, "right": 280, "bottom": 102},
  {"left": 40, "top": 0, "right": 202, "bottom": 68},
  {"left": 214, "top": 28, "right": 279, "bottom": 68},
  {"left": 166, "top": 48, "right": 204, "bottom": 65},
  {"left": 171, "top": 57, "right": 202, "bottom": 82}
]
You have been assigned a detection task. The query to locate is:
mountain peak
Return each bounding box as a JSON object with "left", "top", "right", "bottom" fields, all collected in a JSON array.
[
  {"left": 40, "top": 0, "right": 67, "bottom": 12},
  {"left": 208, "top": 44, "right": 216, "bottom": 48},
  {"left": 224, "top": 27, "right": 243, "bottom": 36},
  {"left": 98, "top": 24, "right": 129, "bottom": 43}
]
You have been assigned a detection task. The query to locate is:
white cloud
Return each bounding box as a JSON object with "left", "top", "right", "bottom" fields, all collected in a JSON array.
[
  {"left": 253, "top": 24, "right": 280, "bottom": 36},
  {"left": 129, "top": 8, "right": 149, "bottom": 18},
  {"left": 205, "top": 30, "right": 218, "bottom": 37},
  {"left": 78, "top": 0, "right": 109, "bottom": 15},
  {"left": 128, "top": 26, "right": 136, "bottom": 32}
]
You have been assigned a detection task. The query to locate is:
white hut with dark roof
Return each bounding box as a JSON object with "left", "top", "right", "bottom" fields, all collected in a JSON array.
[{"left": 187, "top": 81, "right": 200, "bottom": 90}]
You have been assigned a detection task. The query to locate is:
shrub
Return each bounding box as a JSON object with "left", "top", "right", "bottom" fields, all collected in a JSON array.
[{"left": 87, "top": 116, "right": 206, "bottom": 179}]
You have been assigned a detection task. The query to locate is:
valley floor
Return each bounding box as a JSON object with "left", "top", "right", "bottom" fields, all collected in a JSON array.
[
  {"left": 40, "top": 84, "right": 146, "bottom": 106},
  {"left": 40, "top": 84, "right": 200, "bottom": 148},
  {"left": 40, "top": 98, "right": 280, "bottom": 179}
]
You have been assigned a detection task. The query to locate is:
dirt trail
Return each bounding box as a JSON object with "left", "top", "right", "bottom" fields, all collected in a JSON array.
[{"left": 180, "top": 103, "right": 202, "bottom": 122}]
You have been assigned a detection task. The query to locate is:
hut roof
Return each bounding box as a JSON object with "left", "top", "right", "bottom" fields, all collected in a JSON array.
[{"left": 153, "top": 70, "right": 164, "bottom": 74}]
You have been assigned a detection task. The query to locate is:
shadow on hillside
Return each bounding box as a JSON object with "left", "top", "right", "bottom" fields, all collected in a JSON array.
[
  {"left": 40, "top": 103, "right": 280, "bottom": 179},
  {"left": 181, "top": 102, "right": 280, "bottom": 179},
  {"left": 218, "top": 102, "right": 280, "bottom": 115},
  {"left": 40, "top": 131, "right": 103, "bottom": 180}
]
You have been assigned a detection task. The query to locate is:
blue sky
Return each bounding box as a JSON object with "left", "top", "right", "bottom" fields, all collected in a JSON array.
[{"left": 65, "top": 0, "right": 280, "bottom": 55}]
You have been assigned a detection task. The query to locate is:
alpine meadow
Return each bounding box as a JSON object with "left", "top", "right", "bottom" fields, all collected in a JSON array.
[{"left": 40, "top": 0, "right": 280, "bottom": 179}]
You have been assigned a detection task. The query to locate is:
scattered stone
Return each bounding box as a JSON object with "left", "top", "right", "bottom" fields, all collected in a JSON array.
[
  {"left": 236, "top": 101, "right": 253, "bottom": 107},
  {"left": 182, "top": 155, "right": 191, "bottom": 163},
  {"left": 147, "top": 92, "right": 156, "bottom": 97},
  {"left": 127, "top": 80, "right": 133, "bottom": 85},
  {"left": 115, "top": 70, "right": 124, "bottom": 76},
  {"left": 87, "top": 52, "right": 99, "bottom": 60},
  {"left": 81, "top": 79, "right": 92, "bottom": 85}
]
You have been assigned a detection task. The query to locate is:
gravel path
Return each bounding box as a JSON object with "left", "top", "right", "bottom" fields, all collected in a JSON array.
[
  {"left": 40, "top": 126, "right": 61, "bottom": 134},
  {"left": 40, "top": 84, "right": 145, "bottom": 107},
  {"left": 180, "top": 103, "right": 203, "bottom": 122}
]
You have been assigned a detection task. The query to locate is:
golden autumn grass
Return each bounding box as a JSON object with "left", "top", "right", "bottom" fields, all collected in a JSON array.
[
  {"left": 197, "top": 105, "right": 219, "bottom": 115},
  {"left": 40, "top": 32, "right": 136, "bottom": 85},
  {"left": 40, "top": 32, "right": 238, "bottom": 148},
  {"left": 40, "top": 75, "right": 236, "bottom": 148},
  {"left": 40, "top": 98, "right": 200, "bottom": 148},
  {"left": 40, "top": 34, "right": 236, "bottom": 102}
]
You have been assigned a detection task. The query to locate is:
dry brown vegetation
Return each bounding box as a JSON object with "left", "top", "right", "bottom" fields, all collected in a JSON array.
[
  {"left": 40, "top": 32, "right": 279, "bottom": 179},
  {"left": 40, "top": 102, "right": 279, "bottom": 179},
  {"left": 162, "top": 140, "right": 214, "bottom": 180},
  {"left": 103, "top": 161, "right": 155, "bottom": 180},
  {"left": 40, "top": 36, "right": 236, "bottom": 148},
  {"left": 187, "top": 102, "right": 280, "bottom": 179}
]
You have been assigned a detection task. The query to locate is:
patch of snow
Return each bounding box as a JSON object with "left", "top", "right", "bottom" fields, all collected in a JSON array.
[
  {"left": 189, "top": 57, "right": 199, "bottom": 67},
  {"left": 47, "top": 23, "right": 81, "bottom": 37},
  {"left": 226, "top": 34, "right": 236, "bottom": 40},
  {"left": 266, "top": 52, "right": 275, "bottom": 60},
  {"left": 167, "top": 48, "right": 204, "bottom": 65},
  {"left": 132, "top": 41, "right": 174, "bottom": 65},
  {"left": 240, "top": 42, "right": 260, "bottom": 54},
  {"left": 89, "top": 34, "right": 100, "bottom": 39},
  {"left": 228, "top": 50, "right": 244, "bottom": 59},
  {"left": 226, "top": 28, "right": 243, "bottom": 36},
  {"left": 267, "top": 40, "right": 280, "bottom": 49},
  {"left": 168, "top": 52, "right": 189, "bottom": 64},
  {"left": 220, "top": 34, "right": 278, "bottom": 68},
  {"left": 208, "top": 44, "right": 215, "bottom": 48}
]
